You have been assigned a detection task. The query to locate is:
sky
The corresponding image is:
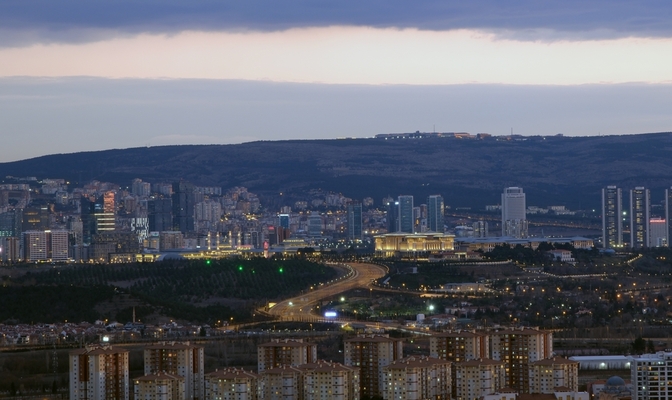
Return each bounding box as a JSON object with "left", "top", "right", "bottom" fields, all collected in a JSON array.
[{"left": 1, "top": 1, "right": 672, "bottom": 162}]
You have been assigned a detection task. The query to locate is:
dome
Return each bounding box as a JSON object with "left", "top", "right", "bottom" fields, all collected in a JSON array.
[{"left": 605, "top": 376, "right": 626, "bottom": 387}]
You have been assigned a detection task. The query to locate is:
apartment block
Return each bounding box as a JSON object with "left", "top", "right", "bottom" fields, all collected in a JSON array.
[
  {"left": 205, "top": 368, "right": 260, "bottom": 400},
  {"left": 144, "top": 341, "right": 204, "bottom": 400},
  {"left": 298, "top": 361, "right": 360, "bottom": 400},
  {"left": 454, "top": 358, "right": 506, "bottom": 400},
  {"left": 70, "top": 344, "right": 129, "bottom": 400},
  {"left": 258, "top": 339, "right": 318, "bottom": 373},
  {"left": 383, "top": 356, "right": 451, "bottom": 400},
  {"left": 134, "top": 372, "right": 185, "bottom": 400},
  {"left": 344, "top": 334, "right": 403, "bottom": 398},
  {"left": 529, "top": 357, "right": 579, "bottom": 394}
]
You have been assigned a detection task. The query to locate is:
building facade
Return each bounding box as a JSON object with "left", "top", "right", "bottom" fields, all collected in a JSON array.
[
  {"left": 529, "top": 357, "right": 579, "bottom": 394},
  {"left": 205, "top": 368, "right": 260, "bottom": 400},
  {"left": 398, "top": 195, "right": 414, "bottom": 233},
  {"left": 70, "top": 345, "right": 130, "bottom": 400},
  {"left": 454, "top": 359, "right": 505, "bottom": 400},
  {"left": 383, "top": 356, "right": 451, "bottom": 400},
  {"left": 134, "top": 372, "right": 184, "bottom": 400},
  {"left": 630, "top": 187, "right": 650, "bottom": 249},
  {"left": 144, "top": 341, "right": 204, "bottom": 400},
  {"left": 501, "top": 187, "right": 527, "bottom": 238},
  {"left": 344, "top": 334, "right": 403, "bottom": 398},
  {"left": 346, "top": 202, "right": 362, "bottom": 240},
  {"left": 602, "top": 186, "right": 623, "bottom": 248},
  {"left": 427, "top": 195, "right": 444, "bottom": 233},
  {"left": 257, "top": 339, "right": 318, "bottom": 373}
]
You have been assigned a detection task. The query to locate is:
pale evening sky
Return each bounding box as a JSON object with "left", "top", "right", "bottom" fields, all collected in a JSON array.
[{"left": 1, "top": 1, "right": 671, "bottom": 162}]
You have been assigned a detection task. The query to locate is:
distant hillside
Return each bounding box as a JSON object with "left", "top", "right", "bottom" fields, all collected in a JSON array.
[{"left": 3, "top": 132, "right": 672, "bottom": 209}]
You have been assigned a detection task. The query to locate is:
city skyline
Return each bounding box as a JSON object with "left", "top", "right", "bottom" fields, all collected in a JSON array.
[{"left": 1, "top": 1, "right": 671, "bottom": 162}]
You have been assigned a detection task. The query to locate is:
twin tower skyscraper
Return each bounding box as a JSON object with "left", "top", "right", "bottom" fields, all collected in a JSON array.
[{"left": 602, "top": 185, "right": 672, "bottom": 249}]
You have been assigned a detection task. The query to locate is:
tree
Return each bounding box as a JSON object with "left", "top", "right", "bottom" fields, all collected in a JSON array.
[{"left": 632, "top": 336, "right": 646, "bottom": 354}]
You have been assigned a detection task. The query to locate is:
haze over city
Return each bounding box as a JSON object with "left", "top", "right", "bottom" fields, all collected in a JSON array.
[{"left": 1, "top": 0, "right": 672, "bottom": 162}]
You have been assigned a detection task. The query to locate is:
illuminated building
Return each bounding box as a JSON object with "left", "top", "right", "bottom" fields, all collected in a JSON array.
[
  {"left": 21, "top": 204, "right": 49, "bottom": 231},
  {"left": 649, "top": 218, "right": 667, "bottom": 247},
  {"left": 374, "top": 233, "right": 455, "bottom": 258},
  {"left": 299, "top": 361, "right": 360, "bottom": 400},
  {"left": 257, "top": 339, "right": 317, "bottom": 373},
  {"left": 22, "top": 229, "right": 69, "bottom": 262},
  {"left": 602, "top": 186, "right": 623, "bottom": 248},
  {"left": 430, "top": 331, "right": 489, "bottom": 399},
  {"left": 172, "top": 180, "right": 196, "bottom": 233},
  {"left": 454, "top": 358, "right": 505, "bottom": 400},
  {"left": 629, "top": 351, "right": 672, "bottom": 400},
  {"left": 386, "top": 200, "right": 399, "bottom": 233},
  {"left": 205, "top": 368, "right": 260, "bottom": 400},
  {"left": 383, "top": 356, "right": 451, "bottom": 400},
  {"left": 529, "top": 357, "right": 579, "bottom": 394},
  {"left": 502, "top": 187, "right": 527, "bottom": 238},
  {"left": 489, "top": 327, "right": 553, "bottom": 394},
  {"left": 134, "top": 372, "right": 184, "bottom": 400},
  {"left": 70, "top": 344, "right": 129, "bottom": 400},
  {"left": 344, "top": 334, "right": 403, "bottom": 398},
  {"left": 144, "top": 341, "right": 204, "bottom": 400},
  {"left": 630, "top": 187, "right": 650, "bottom": 249},
  {"left": 260, "top": 366, "right": 303, "bottom": 400}
]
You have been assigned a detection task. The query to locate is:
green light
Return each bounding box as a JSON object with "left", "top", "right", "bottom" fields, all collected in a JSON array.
[
  {"left": 206, "top": 260, "right": 211, "bottom": 265},
  {"left": 238, "top": 265, "right": 243, "bottom": 271},
  {"left": 279, "top": 268, "right": 284, "bottom": 273}
]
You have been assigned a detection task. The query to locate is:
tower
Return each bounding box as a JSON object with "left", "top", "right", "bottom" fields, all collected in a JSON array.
[
  {"left": 70, "top": 345, "right": 129, "bottom": 400},
  {"left": 385, "top": 200, "right": 399, "bottom": 233},
  {"left": 427, "top": 195, "right": 444, "bottom": 232},
  {"left": 630, "top": 187, "right": 650, "bottom": 249},
  {"left": 501, "top": 187, "right": 527, "bottom": 238},
  {"left": 398, "top": 195, "right": 414, "bottom": 233},
  {"left": 665, "top": 187, "right": 672, "bottom": 247},
  {"left": 346, "top": 202, "right": 362, "bottom": 240},
  {"left": 172, "top": 181, "right": 195, "bottom": 233},
  {"left": 602, "top": 186, "right": 623, "bottom": 249}
]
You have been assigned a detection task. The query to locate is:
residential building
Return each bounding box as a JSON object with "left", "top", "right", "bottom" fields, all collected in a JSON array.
[
  {"left": 257, "top": 339, "right": 317, "bottom": 373},
  {"left": 344, "top": 334, "right": 403, "bottom": 398},
  {"left": 602, "top": 186, "right": 623, "bottom": 248},
  {"left": 666, "top": 188, "right": 672, "bottom": 247},
  {"left": 260, "top": 365, "right": 303, "bottom": 400},
  {"left": 205, "top": 368, "right": 260, "bottom": 400},
  {"left": 502, "top": 187, "right": 527, "bottom": 238},
  {"left": 489, "top": 327, "right": 553, "bottom": 393},
  {"left": 630, "top": 187, "right": 650, "bottom": 249},
  {"left": 430, "top": 331, "right": 489, "bottom": 399},
  {"left": 427, "top": 195, "right": 444, "bottom": 232},
  {"left": 144, "top": 341, "right": 204, "bottom": 400},
  {"left": 629, "top": 351, "right": 672, "bottom": 400},
  {"left": 70, "top": 344, "right": 129, "bottom": 400},
  {"left": 134, "top": 372, "right": 184, "bottom": 400},
  {"left": 529, "top": 357, "right": 579, "bottom": 394},
  {"left": 298, "top": 361, "right": 360, "bottom": 400},
  {"left": 383, "top": 356, "right": 451, "bottom": 400},
  {"left": 454, "top": 358, "right": 506, "bottom": 400}
]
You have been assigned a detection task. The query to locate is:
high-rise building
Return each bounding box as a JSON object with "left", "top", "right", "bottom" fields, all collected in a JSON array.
[
  {"left": 23, "top": 230, "right": 47, "bottom": 261},
  {"left": 22, "top": 204, "right": 49, "bottom": 232},
  {"left": 257, "top": 339, "right": 317, "bottom": 373},
  {"left": 260, "top": 366, "right": 303, "bottom": 400},
  {"left": 144, "top": 341, "right": 204, "bottom": 400},
  {"left": 344, "top": 334, "right": 403, "bottom": 398},
  {"left": 133, "top": 372, "right": 184, "bottom": 400},
  {"left": 454, "top": 359, "right": 505, "bottom": 400},
  {"left": 70, "top": 344, "right": 130, "bottom": 400},
  {"left": 0, "top": 237, "right": 21, "bottom": 262},
  {"left": 430, "top": 331, "right": 489, "bottom": 399},
  {"left": 630, "top": 187, "right": 650, "bottom": 249},
  {"left": 529, "top": 357, "right": 579, "bottom": 394},
  {"left": 278, "top": 214, "right": 290, "bottom": 230},
  {"left": 81, "top": 196, "right": 115, "bottom": 245},
  {"left": 501, "top": 187, "right": 527, "bottom": 238},
  {"left": 602, "top": 186, "right": 623, "bottom": 248},
  {"left": 473, "top": 220, "right": 489, "bottom": 238},
  {"left": 630, "top": 351, "right": 672, "bottom": 400},
  {"left": 172, "top": 181, "right": 196, "bottom": 233},
  {"left": 307, "top": 212, "right": 323, "bottom": 238},
  {"left": 205, "top": 368, "right": 260, "bottom": 400},
  {"left": 386, "top": 200, "right": 399, "bottom": 233},
  {"left": 398, "top": 195, "right": 414, "bottom": 233},
  {"left": 383, "top": 356, "right": 451, "bottom": 400},
  {"left": 148, "top": 198, "right": 172, "bottom": 232},
  {"left": 488, "top": 327, "right": 553, "bottom": 394},
  {"left": 650, "top": 218, "right": 668, "bottom": 247},
  {"left": 298, "top": 361, "right": 360, "bottom": 400},
  {"left": 346, "top": 202, "right": 362, "bottom": 240},
  {"left": 427, "top": 195, "right": 444, "bottom": 232},
  {"left": 131, "top": 178, "right": 152, "bottom": 197},
  {"left": 0, "top": 209, "right": 22, "bottom": 237}
]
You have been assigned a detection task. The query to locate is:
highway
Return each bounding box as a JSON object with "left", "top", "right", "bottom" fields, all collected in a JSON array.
[{"left": 266, "top": 262, "right": 388, "bottom": 322}]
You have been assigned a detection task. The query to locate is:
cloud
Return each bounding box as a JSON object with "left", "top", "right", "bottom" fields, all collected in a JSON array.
[{"left": 2, "top": 0, "right": 672, "bottom": 46}]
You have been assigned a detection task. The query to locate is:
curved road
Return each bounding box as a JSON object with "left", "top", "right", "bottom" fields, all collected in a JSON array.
[{"left": 267, "top": 262, "right": 387, "bottom": 321}]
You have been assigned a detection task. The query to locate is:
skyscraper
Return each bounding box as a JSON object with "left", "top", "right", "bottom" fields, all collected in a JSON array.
[
  {"left": 386, "top": 200, "right": 399, "bottom": 233},
  {"left": 427, "top": 195, "right": 444, "bottom": 232},
  {"left": 346, "top": 202, "right": 362, "bottom": 240},
  {"left": 398, "top": 195, "right": 414, "bottom": 233},
  {"left": 501, "top": 187, "right": 527, "bottom": 238},
  {"left": 630, "top": 187, "right": 650, "bottom": 249},
  {"left": 602, "top": 186, "right": 623, "bottom": 248},
  {"left": 172, "top": 181, "right": 195, "bottom": 233},
  {"left": 147, "top": 198, "right": 172, "bottom": 232}
]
